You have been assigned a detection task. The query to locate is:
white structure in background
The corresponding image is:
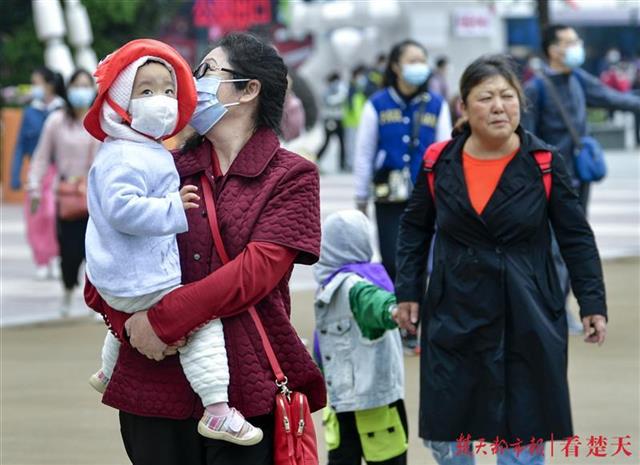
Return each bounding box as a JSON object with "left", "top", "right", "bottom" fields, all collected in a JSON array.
[
  {"left": 287, "top": 0, "right": 506, "bottom": 102},
  {"left": 64, "top": 0, "right": 97, "bottom": 73},
  {"left": 32, "top": 0, "right": 75, "bottom": 80},
  {"left": 31, "top": 0, "right": 97, "bottom": 80}
]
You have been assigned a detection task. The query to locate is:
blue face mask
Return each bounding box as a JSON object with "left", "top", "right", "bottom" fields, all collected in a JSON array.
[
  {"left": 563, "top": 45, "right": 585, "bottom": 69},
  {"left": 190, "top": 75, "right": 248, "bottom": 135},
  {"left": 401, "top": 63, "right": 430, "bottom": 87},
  {"left": 31, "top": 85, "right": 45, "bottom": 101},
  {"left": 67, "top": 87, "right": 96, "bottom": 109}
]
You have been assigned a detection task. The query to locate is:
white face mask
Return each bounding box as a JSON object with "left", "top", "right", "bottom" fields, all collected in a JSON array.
[{"left": 128, "top": 95, "right": 178, "bottom": 140}]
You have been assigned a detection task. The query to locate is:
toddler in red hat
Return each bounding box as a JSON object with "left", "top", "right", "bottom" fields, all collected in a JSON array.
[{"left": 84, "top": 39, "right": 262, "bottom": 446}]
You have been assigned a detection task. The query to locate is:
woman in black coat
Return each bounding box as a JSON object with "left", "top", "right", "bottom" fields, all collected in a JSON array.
[{"left": 394, "top": 55, "right": 607, "bottom": 465}]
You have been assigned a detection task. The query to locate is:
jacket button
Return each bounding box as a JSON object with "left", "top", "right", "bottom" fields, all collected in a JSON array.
[
  {"left": 336, "top": 325, "right": 342, "bottom": 331},
  {"left": 495, "top": 247, "right": 503, "bottom": 254},
  {"left": 320, "top": 330, "right": 327, "bottom": 335},
  {"left": 327, "top": 381, "right": 332, "bottom": 386},
  {"left": 325, "top": 355, "right": 331, "bottom": 361},
  {"left": 193, "top": 253, "right": 201, "bottom": 261}
]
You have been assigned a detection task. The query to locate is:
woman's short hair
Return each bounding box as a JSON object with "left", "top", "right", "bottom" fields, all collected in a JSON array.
[
  {"left": 459, "top": 54, "right": 524, "bottom": 105},
  {"left": 218, "top": 32, "right": 288, "bottom": 132},
  {"left": 382, "top": 39, "right": 427, "bottom": 89}
]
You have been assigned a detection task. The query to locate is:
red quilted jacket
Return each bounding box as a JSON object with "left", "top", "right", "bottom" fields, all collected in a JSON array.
[{"left": 91, "top": 127, "right": 326, "bottom": 419}]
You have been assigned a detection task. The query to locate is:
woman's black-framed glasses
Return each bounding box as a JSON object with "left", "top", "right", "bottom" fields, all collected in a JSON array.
[{"left": 193, "top": 61, "right": 249, "bottom": 80}]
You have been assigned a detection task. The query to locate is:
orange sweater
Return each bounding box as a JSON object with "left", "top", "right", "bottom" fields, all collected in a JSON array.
[{"left": 463, "top": 148, "right": 518, "bottom": 214}]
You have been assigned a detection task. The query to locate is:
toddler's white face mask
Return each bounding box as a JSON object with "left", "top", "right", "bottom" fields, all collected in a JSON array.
[{"left": 128, "top": 95, "right": 178, "bottom": 140}]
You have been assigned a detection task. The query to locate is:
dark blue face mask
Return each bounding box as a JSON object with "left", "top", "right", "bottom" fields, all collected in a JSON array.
[{"left": 190, "top": 75, "right": 249, "bottom": 135}]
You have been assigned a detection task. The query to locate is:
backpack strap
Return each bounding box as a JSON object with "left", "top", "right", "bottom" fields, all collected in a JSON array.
[
  {"left": 532, "top": 150, "right": 552, "bottom": 200},
  {"left": 422, "top": 140, "right": 451, "bottom": 200}
]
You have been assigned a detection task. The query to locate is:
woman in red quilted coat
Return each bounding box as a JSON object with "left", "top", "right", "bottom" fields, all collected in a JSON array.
[{"left": 84, "top": 33, "right": 326, "bottom": 465}]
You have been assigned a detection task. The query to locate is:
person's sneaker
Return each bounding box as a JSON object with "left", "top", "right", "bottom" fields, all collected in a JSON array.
[
  {"left": 88, "top": 370, "right": 110, "bottom": 394},
  {"left": 198, "top": 408, "right": 263, "bottom": 445},
  {"left": 60, "top": 290, "right": 73, "bottom": 318},
  {"left": 35, "top": 265, "right": 48, "bottom": 281},
  {"left": 48, "top": 257, "right": 61, "bottom": 280}
]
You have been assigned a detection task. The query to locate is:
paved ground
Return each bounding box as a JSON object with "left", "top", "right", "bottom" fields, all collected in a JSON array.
[
  {"left": 1, "top": 257, "right": 638, "bottom": 465},
  {"left": 1, "top": 149, "right": 638, "bottom": 464}
]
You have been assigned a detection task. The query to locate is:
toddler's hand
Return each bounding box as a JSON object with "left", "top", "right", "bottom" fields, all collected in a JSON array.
[{"left": 180, "top": 185, "right": 200, "bottom": 210}]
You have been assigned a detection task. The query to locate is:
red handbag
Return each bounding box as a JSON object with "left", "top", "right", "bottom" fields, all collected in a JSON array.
[
  {"left": 56, "top": 177, "right": 88, "bottom": 220},
  {"left": 200, "top": 175, "right": 319, "bottom": 465}
]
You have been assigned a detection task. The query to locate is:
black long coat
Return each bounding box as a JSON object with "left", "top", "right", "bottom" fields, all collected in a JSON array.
[{"left": 395, "top": 127, "right": 607, "bottom": 443}]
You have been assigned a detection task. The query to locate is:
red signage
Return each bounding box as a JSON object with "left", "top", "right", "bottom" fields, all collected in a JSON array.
[{"left": 193, "top": 0, "right": 273, "bottom": 31}]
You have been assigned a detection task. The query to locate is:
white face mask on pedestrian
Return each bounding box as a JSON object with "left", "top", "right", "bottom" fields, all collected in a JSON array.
[{"left": 128, "top": 95, "right": 178, "bottom": 140}]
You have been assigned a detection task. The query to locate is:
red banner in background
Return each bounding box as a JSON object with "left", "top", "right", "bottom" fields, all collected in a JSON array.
[{"left": 193, "top": 0, "right": 273, "bottom": 31}]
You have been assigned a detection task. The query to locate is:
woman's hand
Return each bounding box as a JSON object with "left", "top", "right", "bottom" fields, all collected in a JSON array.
[
  {"left": 582, "top": 315, "right": 607, "bottom": 346},
  {"left": 163, "top": 338, "right": 187, "bottom": 357},
  {"left": 180, "top": 185, "right": 199, "bottom": 210},
  {"left": 124, "top": 311, "right": 168, "bottom": 360},
  {"left": 394, "top": 301, "right": 420, "bottom": 334}
]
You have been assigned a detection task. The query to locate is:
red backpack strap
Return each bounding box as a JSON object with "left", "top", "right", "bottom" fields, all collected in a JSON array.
[
  {"left": 532, "top": 150, "right": 552, "bottom": 200},
  {"left": 422, "top": 140, "right": 451, "bottom": 200}
]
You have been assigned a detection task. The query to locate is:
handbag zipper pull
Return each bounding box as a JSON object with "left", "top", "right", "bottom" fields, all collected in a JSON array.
[
  {"left": 297, "top": 394, "right": 305, "bottom": 435},
  {"left": 279, "top": 397, "right": 291, "bottom": 433}
]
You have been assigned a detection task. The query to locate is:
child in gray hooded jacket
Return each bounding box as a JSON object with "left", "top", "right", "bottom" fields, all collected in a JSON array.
[{"left": 313, "top": 210, "right": 407, "bottom": 465}]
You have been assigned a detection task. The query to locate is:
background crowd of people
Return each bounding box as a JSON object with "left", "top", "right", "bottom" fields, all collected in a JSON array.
[{"left": 4, "top": 15, "right": 640, "bottom": 465}]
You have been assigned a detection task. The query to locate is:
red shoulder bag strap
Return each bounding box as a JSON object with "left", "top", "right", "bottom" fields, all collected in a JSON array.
[
  {"left": 200, "top": 174, "right": 287, "bottom": 385},
  {"left": 532, "top": 150, "right": 552, "bottom": 200},
  {"left": 422, "top": 140, "right": 450, "bottom": 200}
]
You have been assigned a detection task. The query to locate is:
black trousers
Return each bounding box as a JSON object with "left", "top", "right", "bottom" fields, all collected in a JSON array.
[
  {"left": 328, "top": 400, "right": 408, "bottom": 465},
  {"left": 56, "top": 216, "right": 87, "bottom": 290},
  {"left": 316, "top": 118, "right": 346, "bottom": 170},
  {"left": 119, "top": 411, "right": 274, "bottom": 465},
  {"left": 374, "top": 201, "right": 407, "bottom": 282}
]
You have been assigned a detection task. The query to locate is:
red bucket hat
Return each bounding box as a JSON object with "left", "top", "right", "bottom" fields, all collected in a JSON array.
[{"left": 84, "top": 38, "right": 196, "bottom": 142}]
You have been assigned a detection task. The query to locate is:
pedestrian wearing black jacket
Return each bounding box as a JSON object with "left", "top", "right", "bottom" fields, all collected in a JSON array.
[{"left": 394, "top": 55, "right": 607, "bottom": 465}]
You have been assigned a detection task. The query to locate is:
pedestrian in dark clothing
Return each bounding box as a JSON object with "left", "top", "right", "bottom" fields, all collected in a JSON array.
[
  {"left": 316, "top": 72, "right": 348, "bottom": 171},
  {"left": 395, "top": 54, "right": 607, "bottom": 465},
  {"left": 522, "top": 24, "right": 640, "bottom": 209},
  {"left": 522, "top": 25, "right": 640, "bottom": 334}
]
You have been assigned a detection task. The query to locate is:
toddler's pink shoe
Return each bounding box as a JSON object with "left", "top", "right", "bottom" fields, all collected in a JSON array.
[
  {"left": 88, "top": 370, "right": 110, "bottom": 394},
  {"left": 198, "top": 407, "right": 263, "bottom": 446}
]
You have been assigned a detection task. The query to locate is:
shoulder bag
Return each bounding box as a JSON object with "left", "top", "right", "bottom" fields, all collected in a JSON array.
[
  {"left": 200, "top": 174, "right": 319, "bottom": 465},
  {"left": 537, "top": 73, "right": 606, "bottom": 182}
]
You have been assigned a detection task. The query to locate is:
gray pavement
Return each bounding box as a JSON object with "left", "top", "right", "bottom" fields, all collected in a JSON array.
[{"left": 0, "top": 148, "right": 638, "bottom": 464}]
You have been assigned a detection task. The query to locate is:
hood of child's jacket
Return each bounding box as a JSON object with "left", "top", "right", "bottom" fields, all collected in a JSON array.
[{"left": 314, "top": 210, "right": 372, "bottom": 285}]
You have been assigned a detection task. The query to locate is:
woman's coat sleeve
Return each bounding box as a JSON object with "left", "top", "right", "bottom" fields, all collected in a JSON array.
[
  {"left": 395, "top": 168, "right": 436, "bottom": 303},
  {"left": 548, "top": 151, "right": 607, "bottom": 319}
]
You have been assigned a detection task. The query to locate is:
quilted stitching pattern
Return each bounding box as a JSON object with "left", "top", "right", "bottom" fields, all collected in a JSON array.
[{"left": 103, "top": 128, "right": 326, "bottom": 419}]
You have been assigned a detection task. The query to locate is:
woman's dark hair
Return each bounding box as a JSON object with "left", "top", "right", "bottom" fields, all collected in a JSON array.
[
  {"left": 382, "top": 39, "right": 427, "bottom": 89},
  {"left": 184, "top": 32, "right": 288, "bottom": 151},
  {"left": 453, "top": 54, "right": 524, "bottom": 135},
  {"left": 64, "top": 68, "right": 94, "bottom": 120},
  {"left": 33, "top": 66, "right": 66, "bottom": 99}
]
